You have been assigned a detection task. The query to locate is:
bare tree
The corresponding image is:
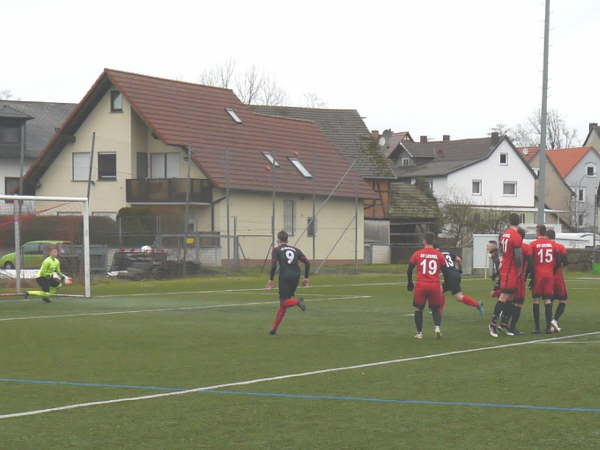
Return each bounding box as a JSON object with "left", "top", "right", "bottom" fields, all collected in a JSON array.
[
  {"left": 0, "top": 89, "right": 13, "bottom": 100},
  {"left": 492, "top": 109, "right": 578, "bottom": 149},
  {"left": 259, "top": 76, "right": 288, "bottom": 106},
  {"left": 199, "top": 58, "right": 236, "bottom": 89},
  {"left": 198, "top": 59, "right": 289, "bottom": 105},
  {"left": 303, "top": 92, "right": 327, "bottom": 108},
  {"left": 236, "top": 65, "right": 263, "bottom": 104}
]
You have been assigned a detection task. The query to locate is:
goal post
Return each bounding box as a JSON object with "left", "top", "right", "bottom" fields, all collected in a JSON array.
[{"left": 0, "top": 194, "right": 91, "bottom": 298}]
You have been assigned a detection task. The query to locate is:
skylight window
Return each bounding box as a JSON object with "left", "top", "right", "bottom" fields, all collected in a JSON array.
[
  {"left": 225, "top": 108, "right": 242, "bottom": 124},
  {"left": 262, "top": 152, "right": 280, "bottom": 167},
  {"left": 289, "top": 157, "right": 312, "bottom": 178}
]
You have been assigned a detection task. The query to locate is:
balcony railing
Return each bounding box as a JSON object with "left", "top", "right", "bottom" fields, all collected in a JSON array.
[{"left": 126, "top": 178, "right": 212, "bottom": 204}]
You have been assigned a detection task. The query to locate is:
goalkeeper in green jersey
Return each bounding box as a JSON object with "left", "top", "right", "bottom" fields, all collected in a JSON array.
[{"left": 26, "top": 247, "right": 67, "bottom": 303}]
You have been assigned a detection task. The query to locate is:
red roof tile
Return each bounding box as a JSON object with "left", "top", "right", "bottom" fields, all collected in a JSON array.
[
  {"left": 517, "top": 146, "right": 596, "bottom": 178},
  {"left": 27, "top": 69, "right": 377, "bottom": 200}
]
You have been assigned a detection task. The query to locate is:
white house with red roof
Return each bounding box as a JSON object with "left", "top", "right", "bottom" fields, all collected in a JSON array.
[{"left": 24, "top": 70, "right": 377, "bottom": 264}]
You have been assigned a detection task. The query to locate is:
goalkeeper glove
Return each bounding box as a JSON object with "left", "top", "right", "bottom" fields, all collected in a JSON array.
[{"left": 407, "top": 281, "right": 414, "bottom": 292}]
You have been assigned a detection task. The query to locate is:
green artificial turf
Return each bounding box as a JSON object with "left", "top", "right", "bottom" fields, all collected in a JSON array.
[{"left": 1, "top": 270, "right": 599, "bottom": 449}]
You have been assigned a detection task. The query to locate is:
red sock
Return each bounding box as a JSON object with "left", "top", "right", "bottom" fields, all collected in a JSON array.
[
  {"left": 272, "top": 307, "right": 287, "bottom": 331},
  {"left": 282, "top": 298, "right": 299, "bottom": 308},
  {"left": 461, "top": 295, "right": 480, "bottom": 307}
]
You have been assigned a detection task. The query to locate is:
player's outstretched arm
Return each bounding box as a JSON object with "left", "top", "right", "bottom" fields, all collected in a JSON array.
[{"left": 406, "top": 264, "right": 415, "bottom": 291}]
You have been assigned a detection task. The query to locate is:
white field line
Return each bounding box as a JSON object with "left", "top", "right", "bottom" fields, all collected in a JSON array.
[
  {"left": 0, "top": 295, "right": 371, "bottom": 322},
  {"left": 1, "top": 330, "right": 598, "bottom": 421},
  {"left": 537, "top": 341, "right": 600, "bottom": 344}
]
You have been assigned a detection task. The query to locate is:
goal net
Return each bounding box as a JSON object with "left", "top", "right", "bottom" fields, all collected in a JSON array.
[{"left": 0, "top": 194, "right": 91, "bottom": 299}]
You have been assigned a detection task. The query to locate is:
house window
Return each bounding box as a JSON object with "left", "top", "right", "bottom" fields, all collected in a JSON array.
[
  {"left": 150, "top": 153, "right": 180, "bottom": 178},
  {"left": 0, "top": 124, "right": 20, "bottom": 144},
  {"left": 4, "top": 177, "right": 19, "bottom": 195},
  {"left": 499, "top": 153, "right": 508, "bottom": 165},
  {"left": 110, "top": 90, "right": 123, "bottom": 112},
  {"left": 307, "top": 216, "right": 316, "bottom": 237},
  {"left": 262, "top": 152, "right": 280, "bottom": 167},
  {"left": 578, "top": 188, "right": 586, "bottom": 202},
  {"left": 137, "top": 153, "right": 148, "bottom": 179},
  {"left": 289, "top": 157, "right": 313, "bottom": 178},
  {"left": 578, "top": 214, "right": 584, "bottom": 226},
  {"left": 518, "top": 213, "right": 526, "bottom": 225},
  {"left": 586, "top": 164, "right": 596, "bottom": 176},
  {"left": 98, "top": 153, "right": 117, "bottom": 180},
  {"left": 503, "top": 181, "right": 517, "bottom": 196},
  {"left": 424, "top": 181, "right": 433, "bottom": 191},
  {"left": 72, "top": 152, "right": 91, "bottom": 181},
  {"left": 472, "top": 179, "right": 482, "bottom": 195},
  {"left": 225, "top": 108, "right": 242, "bottom": 124},
  {"left": 401, "top": 158, "right": 410, "bottom": 167},
  {"left": 283, "top": 199, "right": 295, "bottom": 235}
]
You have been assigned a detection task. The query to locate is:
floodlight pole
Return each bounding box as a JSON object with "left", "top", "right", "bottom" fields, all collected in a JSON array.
[
  {"left": 537, "top": 0, "right": 550, "bottom": 225},
  {"left": 354, "top": 173, "right": 359, "bottom": 274}
]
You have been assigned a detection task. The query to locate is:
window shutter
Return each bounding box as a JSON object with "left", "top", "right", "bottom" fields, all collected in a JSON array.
[{"left": 73, "top": 153, "right": 91, "bottom": 180}]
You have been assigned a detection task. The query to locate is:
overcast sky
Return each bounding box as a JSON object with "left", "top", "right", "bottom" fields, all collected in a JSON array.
[{"left": 3, "top": 0, "right": 599, "bottom": 141}]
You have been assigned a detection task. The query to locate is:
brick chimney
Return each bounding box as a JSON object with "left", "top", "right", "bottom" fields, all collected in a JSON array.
[
  {"left": 442, "top": 134, "right": 450, "bottom": 142},
  {"left": 371, "top": 130, "right": 380, "bottom": 140},
  {"left": 590, "top": 123, "right": 598, "bottom": 133},
  {"left": 420, "top": 135, "right": 428, "bottom": 144},
  {"left": 491, "top": 131, "right": 500, "bottom": 146}
]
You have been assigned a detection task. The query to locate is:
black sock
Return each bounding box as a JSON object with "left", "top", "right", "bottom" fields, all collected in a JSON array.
[
  {"left": 555, "top": 303, "right": 566, "bottom": 320},
  {"left": 491, "top": 301, "right": 503, "bottom": 324},
  {"left": 533, "top": 303, "right": 540, "bottom": 330},
  {"left": 544, "top": 303, "right": 553, "bottom": 326},
  {"left": 510, "top": 307, "right": 522, "bottom": 329},
  {"left": 414, "top": 310, "right": 423, "bottom": 332},
  {"left": 500, "top": 302, "right": 513, "bottom": 326},
  {"left": 432, "top": 308, "right": 442, "bottom": 327}
]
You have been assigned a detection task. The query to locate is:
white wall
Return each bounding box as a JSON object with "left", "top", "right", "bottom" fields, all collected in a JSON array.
[{"left": 440, "top": 140, "right": 535, "bottom": 207}]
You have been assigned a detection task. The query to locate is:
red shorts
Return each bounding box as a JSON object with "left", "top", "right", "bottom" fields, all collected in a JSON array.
[
  {"left": 500, "top": 268, "right": 520, "bottom": 293},
  {"left": 515, "top": 277, "right": 527, "bottom": 302},
  {"left": 533, "top": 274, "right": 554, "bottom": 299},
  {"left": 554, "top": 272, "right": 568, "bottom": 300},
  {"left": 413, "top": 282, "right": 444, "bottom": 308}
]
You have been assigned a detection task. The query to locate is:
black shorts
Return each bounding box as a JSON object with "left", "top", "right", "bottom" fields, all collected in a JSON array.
[
  {"left": 36, "top": 276, "right": 60, "bottom": 293},
  {"left": 278, "top": 272, "right": 300, "bottom": 301},
  {"left": 443, "top": 271, "right": 462, "bottom": 295}
]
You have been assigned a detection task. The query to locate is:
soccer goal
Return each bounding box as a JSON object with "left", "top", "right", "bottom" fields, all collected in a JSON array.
[{"left": 0, "top": 194, "right": 91, "bottom": 298}]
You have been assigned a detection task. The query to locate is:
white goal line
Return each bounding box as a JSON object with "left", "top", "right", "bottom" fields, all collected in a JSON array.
[{"left": 1, "top": 330, "right": 598, "bottom": 421}]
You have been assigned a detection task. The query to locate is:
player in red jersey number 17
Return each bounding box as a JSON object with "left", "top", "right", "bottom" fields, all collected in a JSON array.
[{"left": 407, "top": 232, "right": 450, "bottom": 339}]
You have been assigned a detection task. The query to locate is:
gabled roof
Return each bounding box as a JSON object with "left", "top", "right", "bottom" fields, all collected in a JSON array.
[
  {"left": 0, "top": 100, "right": 75, "bottom": 158},
  {"left": 249, "top": 105, "right": 395, "bottom": 179},
  {"left": 517, "top": 146, "right": 539, "bottom": 162},
  {"left": 25, "top": 69, "right": 377, "bottom": 200},
  {"left": 545, "top": 146, "right": 597, "bottom": 178},
  {"left": 388, "top": 183, "right": 438, "bottom": 219},
  {"left": 382, "top": 131, "right": 416, "bottom": 158},
  {"left": 393, "top": 136, "right": 533, "bottom": 178},
  {"left": 520, "top": 146, "right": 600, "bottom": 178}
]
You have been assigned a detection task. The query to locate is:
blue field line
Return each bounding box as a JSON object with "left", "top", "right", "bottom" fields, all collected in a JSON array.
[
  {"left": 0, "top": 378, "right": 184, "bottom": 392},
  {"left": 1, "top": 377, "right": 599, "bottom": 414}
]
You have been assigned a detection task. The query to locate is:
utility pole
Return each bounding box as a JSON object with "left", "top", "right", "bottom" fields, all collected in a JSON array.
[
  {"left": 537, "top": 0, "right": 550, "bottom": 225},
  {"left": 182, "top": 145, "right": 192, "bottom": 277}
]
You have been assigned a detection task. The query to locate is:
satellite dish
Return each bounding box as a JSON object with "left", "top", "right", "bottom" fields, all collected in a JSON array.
[{"left": 378, "top": 136, "right": 386, "bottom": 146}]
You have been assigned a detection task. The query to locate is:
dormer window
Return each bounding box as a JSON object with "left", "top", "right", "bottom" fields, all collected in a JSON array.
[
  {"left": 225, "top": 108, "right": 242, "bottom": 124},
  {"left": 586, "top": 163, "right": 596, "bottom": 177},
  {"left": 289, "top": 157, "right": 312, "bottom": 178},
  {"left": 110, "top": 90, "right": 123, "bottom": 112},
  {"left": 401, "top": 158, "right": 410, "bottom": 167},
  {"left": 500, "top": 153, "right": 508, "bottom": 165},
  {"left": 262, "top": 152, "right": 280, "bottom": 167}
]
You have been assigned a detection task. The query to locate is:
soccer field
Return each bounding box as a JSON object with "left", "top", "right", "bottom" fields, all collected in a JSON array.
[{"left": 1, "top": 271, "right": 599, "bottom": 449}]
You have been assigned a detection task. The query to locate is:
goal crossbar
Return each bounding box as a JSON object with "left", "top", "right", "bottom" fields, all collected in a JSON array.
[{"left": 1, "top": 194, "right": 91, "bottom": 298}]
